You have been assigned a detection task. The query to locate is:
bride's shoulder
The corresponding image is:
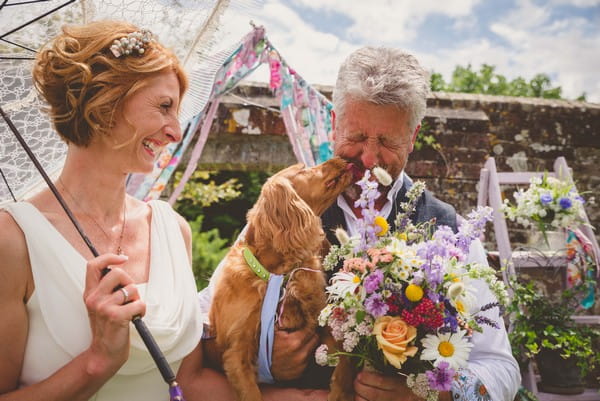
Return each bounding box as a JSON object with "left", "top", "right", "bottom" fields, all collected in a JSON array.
[{"left": 0, "top": 209, "right": 32, "bottom": 294}]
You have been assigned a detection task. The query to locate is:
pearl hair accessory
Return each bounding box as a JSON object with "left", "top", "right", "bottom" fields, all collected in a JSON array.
[{"left": 110, "top": 29, "right": 154, "bottom": 58}]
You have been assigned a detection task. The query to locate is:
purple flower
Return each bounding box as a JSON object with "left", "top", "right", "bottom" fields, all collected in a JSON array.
[
  {"left": 418, "top": 240, "right": 448, "bottom": 261},
  {"left": 365, "top": 293, "right": 389, "bottom": 317},
  {"left": 353, "top": 170, "right": 383, "bottom": 252},
  {"left": 364, "top": 269, "right": 384, "bottom": 294},
  {"left": 559, "top": 197, "right": 572, "bottom": 210},
  {"left": 540, "top": 193, "right": 553, "bottom": 205},
  {"left": 441, "top": 314, "right": 458, "bottom": 333},
  {"left": 432, "top": 225, "right": 454, "bottom": 245},
  {"left": 455, "top": 207, "right": 493, "bottom": 256},
  {"left": 441, "top": 299, "right": 459, "bottom": 332},
  {"left": 415, "top": 244, "right": 445, "bottom": 287},
  {"left": 425, "top": 361, "right": 455, "bottom": 391},
  {"left": 411, "top": 270, "right": 424, "bottom": 285}
]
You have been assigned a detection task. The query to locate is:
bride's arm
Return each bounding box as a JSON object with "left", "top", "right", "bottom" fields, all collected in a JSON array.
[{"left": 177, "top": 342, "right": 328, "bottom": 401}]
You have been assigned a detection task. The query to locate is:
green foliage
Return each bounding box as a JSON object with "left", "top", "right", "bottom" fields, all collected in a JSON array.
[
  {"left": 508, "top": 279, "right": 600, "bottom": 376},
  {"left": 172, "top": 170, "right": 271, "bottom": 290},
  {"left": 186, "top": 170, "right": 271, "bottom": 241},
  {"left": 173, "top": 169, "right": 271, "bottom": 290},
  {"left": 514, "top": 387, "right": 539, "bottom": 401},
  {"left": 413, "top": 121, "right": 440, "bottom": 152},
  {"left": 174, "top": 170, "right": 241, "bottom": 209},
  {"left": 189, "top": 215, "right": 230, "bottom": 290},
  {"left": 430, "top": 64, "right": 582, "bottom": 100}
]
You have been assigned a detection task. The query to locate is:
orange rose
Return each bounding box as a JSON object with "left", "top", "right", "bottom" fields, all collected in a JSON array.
[{"left": 373, "top": 316, "right": 418, "bottom": 369}]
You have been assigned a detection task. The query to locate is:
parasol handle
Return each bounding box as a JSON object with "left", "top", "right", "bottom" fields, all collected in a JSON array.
[{"left": 0, "top": 107, "right": 185, "bottom": 399}]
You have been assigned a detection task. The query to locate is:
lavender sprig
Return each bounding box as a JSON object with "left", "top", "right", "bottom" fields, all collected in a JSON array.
[
  {"left": 474, "top": 315, "right": 500, "bottom": 329},
  {"left": 394, "top": 181, "right": 426, "bottom": 232},
  {"left": 480, "top": 301, "right": 501, "bottom": 312},
  {"left": 455, "top": 206, "right": 493, "bottom": 255}
]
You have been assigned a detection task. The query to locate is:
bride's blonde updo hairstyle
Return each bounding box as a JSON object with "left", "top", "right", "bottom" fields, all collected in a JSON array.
[{"left": 33, "top": 20, "right": 188, "bottom": 146}]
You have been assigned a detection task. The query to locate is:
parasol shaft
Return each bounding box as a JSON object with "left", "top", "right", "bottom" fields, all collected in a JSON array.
[
  {"left": 0, "top": 106, "right": 181, "bottom": 391},
  {"left": 0, "top": 167, "right": 17, "bottom": 202},
  {"left": 0, "top": 106, "right": 99, "bottom": 256}
]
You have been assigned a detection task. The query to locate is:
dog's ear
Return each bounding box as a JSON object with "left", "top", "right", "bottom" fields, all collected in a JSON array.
[{"left": 249, "top": 176, "right": 323, "bottom": 256}]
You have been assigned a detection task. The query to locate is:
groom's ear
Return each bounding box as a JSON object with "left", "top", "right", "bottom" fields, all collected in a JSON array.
[{"left": 408, "top": 124, "right": 421, "bottom": 153}]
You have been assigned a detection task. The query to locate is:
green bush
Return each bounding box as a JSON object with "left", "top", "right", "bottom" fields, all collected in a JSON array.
[
  {"left": 174, "top": 170, "right": 242, "bottom": 222},
  {"left": 189, "top": 215, "right": 230, "bottom": 290},
  {"left": 173, "top": 170, "right": 271, "bottom": 289}
]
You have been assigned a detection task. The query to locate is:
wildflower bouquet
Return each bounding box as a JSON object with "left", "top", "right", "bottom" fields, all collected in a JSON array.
[
  {"left": 502, "top": 174, "right": 587, "bottom": 239},
  {"left": 315, "top": 168, "right": 508, "bottom": 401}
]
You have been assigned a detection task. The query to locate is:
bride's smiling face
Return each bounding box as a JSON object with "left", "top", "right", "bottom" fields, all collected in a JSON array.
[{"left": 102, "top": 70, "right": 183, "bottom": 173}]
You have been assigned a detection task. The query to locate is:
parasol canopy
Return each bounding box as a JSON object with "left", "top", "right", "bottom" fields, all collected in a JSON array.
[{"left": 0, "top": 0, "right": 260, "bottom": 205}]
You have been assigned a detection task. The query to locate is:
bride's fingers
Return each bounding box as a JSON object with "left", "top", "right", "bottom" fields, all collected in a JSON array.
[
  {"left": 95, "top": 266, "right": 135, "bottom": 295},
  {"left": 111, "top": 283, "right": 140, "bottom": 305},
  {"left": 119, "top": 299, "right": 146, "bottom": 319},
  {"left": 84, "top": 253, "right": 129, "bottom": 294}
]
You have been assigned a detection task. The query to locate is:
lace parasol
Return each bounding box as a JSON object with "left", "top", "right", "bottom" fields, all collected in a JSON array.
[{"left": 0, "top": 0, "right": 260, "bottom": 205}]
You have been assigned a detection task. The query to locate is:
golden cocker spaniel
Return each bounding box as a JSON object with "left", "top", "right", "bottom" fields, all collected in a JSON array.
[{"left": 209, "top": 157, "right": 356, "bottom": 401}]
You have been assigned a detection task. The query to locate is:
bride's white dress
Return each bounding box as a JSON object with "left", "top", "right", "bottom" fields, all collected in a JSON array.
[{"left": 4, "top": 200, "right": 202, "bottom": 401}]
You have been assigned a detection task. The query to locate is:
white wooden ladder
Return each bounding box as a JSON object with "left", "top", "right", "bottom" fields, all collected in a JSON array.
[{"left": 477, "top": 156, "right": 600, "bottom": 396}]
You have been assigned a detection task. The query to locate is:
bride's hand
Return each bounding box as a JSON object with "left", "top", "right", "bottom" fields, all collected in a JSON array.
[{"left": 83, "top": 253, "right": 146, "bottom": 377}]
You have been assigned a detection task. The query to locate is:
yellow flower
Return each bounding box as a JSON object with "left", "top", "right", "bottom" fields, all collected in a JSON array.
[
  {"left": 454, "top": 300, "right": 466, "bottom": 314},
  {"left": 405, "top": 284, "right": 424, "bottom": 302},
  {"left": 439, "top": 341, "right": 454, "bottom": 357},
  {"left": 398, "top": 232, "right": 408, "bottom": 241},
  {"left": 374, "top": 216, "right": 389, "bottom": 236},
  {"left": 373, "top": 316, "right": 418, "bottom": 369}
]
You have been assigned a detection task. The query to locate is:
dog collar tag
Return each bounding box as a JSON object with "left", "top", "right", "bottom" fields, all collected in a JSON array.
[{"left": 243, "top": 247, "right": 270, "bottom": 281}]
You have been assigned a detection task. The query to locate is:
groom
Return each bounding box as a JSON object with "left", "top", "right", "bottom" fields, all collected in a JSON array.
[
  {"left": 192, "top": 46, "right": 520, "bottom": 401},
  {"left": 271, "top": 46, "right": 520, "bottom": 401}
]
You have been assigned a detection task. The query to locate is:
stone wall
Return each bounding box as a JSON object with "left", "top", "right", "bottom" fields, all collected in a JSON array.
[{"left": 195, "top": 82, "right": 600, "bottom": 245}]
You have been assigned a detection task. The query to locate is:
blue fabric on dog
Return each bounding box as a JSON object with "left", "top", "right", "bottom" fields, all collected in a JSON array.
[{"left": 257, "top": 273, "right": 284, "bottom": 384}]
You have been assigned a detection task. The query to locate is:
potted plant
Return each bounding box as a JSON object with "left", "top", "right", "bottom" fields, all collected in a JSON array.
[{"left": 508, "top": 279, "right": 600, "bottom": 394}]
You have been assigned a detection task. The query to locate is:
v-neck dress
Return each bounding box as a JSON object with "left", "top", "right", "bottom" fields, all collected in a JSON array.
[{"left": 4, "top": 200, "right": 202, "bottom": 401}]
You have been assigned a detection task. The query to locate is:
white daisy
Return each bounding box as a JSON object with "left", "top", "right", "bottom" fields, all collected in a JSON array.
[
  {"left": 387, "top": 237, "right": 407, "bottom": 256},
  {"left": 326, "top": 271, "right": 362, "bottom": 301},
  {"left": 447, "top": 282, "right": 477, "bottom": 318},
  {"left": 445, "top": 270, "right": 477, "bottom": 318},
  {"left": 420, "top": 330, "right": 473, "bottom": 370},
  {"left": 397, "top": 269, "right": 410, "bottom": 281}
]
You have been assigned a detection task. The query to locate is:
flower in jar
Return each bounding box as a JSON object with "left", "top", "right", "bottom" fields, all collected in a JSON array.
[{"left": 372, "top": 316, "right": 418, "bottom": 368}]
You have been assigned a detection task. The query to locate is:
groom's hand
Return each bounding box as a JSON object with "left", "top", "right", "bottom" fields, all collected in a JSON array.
[
  {"left": 354, "top": 371, "right": 452, "bottom": 401},
  {"left": 271, "top": 326, "right": 319, "bottom": 381}
]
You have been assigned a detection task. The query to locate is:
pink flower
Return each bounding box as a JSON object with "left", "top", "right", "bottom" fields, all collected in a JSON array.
[
  {"left": 343, "top": 257, "right": 373, "bottom": 273},
  {"left": 368, "top": 248, "right": 393, "bottom": 265}
]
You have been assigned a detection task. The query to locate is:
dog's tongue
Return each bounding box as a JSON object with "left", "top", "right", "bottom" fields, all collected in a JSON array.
[{"left": 346, "top": 163, "right": 363, "bottom": 181}]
